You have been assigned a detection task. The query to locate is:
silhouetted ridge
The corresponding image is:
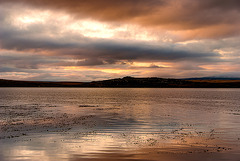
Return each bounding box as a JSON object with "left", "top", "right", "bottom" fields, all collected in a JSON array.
[{"left": 0, "top": 77, "right": 240, "bottom": 88}]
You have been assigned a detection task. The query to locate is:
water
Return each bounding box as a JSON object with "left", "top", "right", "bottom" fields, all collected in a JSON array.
[{"left": 0, "top": 88, "right": 240, "bottom": 161}]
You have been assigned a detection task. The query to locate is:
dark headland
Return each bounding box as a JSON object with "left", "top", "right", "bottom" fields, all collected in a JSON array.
[{"left": 1, "top": 76, "right": 240, "bottom": 88}]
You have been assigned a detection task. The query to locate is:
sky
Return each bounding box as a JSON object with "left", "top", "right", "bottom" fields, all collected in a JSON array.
[{"left": 0, "top": 0, "right": 240, "bottom": 81}]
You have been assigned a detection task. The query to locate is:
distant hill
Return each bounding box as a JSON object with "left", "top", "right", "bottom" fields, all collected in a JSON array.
[
  {"left": 184, "top": 77, "right": 240, "bottom": 80},
  {"left": 1, "top": 76, "right": 240, "bottom": 88}
]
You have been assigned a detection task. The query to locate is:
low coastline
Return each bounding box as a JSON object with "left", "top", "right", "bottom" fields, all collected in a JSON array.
[{"left": 1, "top": 77, "right": 240, "bottom": 88}]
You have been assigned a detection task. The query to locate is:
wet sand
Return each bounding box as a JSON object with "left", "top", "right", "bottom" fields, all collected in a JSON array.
[{"left": 0, "top": 88, "right": 240, "bottom": 161}]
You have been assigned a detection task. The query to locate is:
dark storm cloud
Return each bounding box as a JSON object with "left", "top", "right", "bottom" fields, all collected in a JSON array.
[
  {"left": 0, "top": 52, "right": 65, "bottom": 69},
  {"left": 0, "top": 31, "right": 220, "bottom": 67},
  {"left": 148, "top": 64, "right": 163, "bottom": 68},
  {"left": 0, "top": 66, "right": 44, "bottom": 73},
  {"left": 0, "top": 26, "right": 82, "bottom": 51},
  {"left": 1, "top": 0, "right": 240, "bottom": 38},
  {"left": 128, "top": 64, "right": 164, "bottom": 70},
  {"left": 0, "top": 26, "right": 220, "bottom": 66},
  {"left": 0, "top": 0, "right": 166, "bottom": 21},
  {"left": 0, "top": 67, "right": 16, "bottom": 73},
  {"left": 76, "top": 59, "right": 105, "bottom": 66},
  {"left": 198, "top": 0, "right": 240, "bottom": 10},
  {"left": 81, "top": 41, "right": 220, "bottom": 63}
]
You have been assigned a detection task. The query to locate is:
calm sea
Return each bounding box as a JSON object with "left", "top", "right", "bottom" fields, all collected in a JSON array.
[{"left": 0, "top": 88, "right": 240, "bottom": 161}]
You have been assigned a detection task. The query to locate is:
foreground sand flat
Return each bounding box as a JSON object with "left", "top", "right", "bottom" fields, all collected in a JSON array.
[{"left": 0, "top": 88, "right": 240, "bottom": 161}]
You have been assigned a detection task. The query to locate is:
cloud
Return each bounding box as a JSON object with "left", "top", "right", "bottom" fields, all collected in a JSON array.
[
  {"left": 0, "top": 31, "right": 220, "bottom": 65},
  {"left": 0, "top": 1, "right": 240, "bottom": 80},
  {"left": 0, "top": 51, "right": 65, "bottom": 69},
  {"left": 0, "top": 67, "right": 16, "bottom": 73},
  {"left": 0, "top": 7, "right": 220, "bottom": 67},
  {"left": 1, "top": 0, "right": 240, "bottom": 39},
  {"left": 76, "top": 59, "right": 105, "bottom": 66},
  {"left": 148, "top": 64, "right": 164, "bottom": 68}
]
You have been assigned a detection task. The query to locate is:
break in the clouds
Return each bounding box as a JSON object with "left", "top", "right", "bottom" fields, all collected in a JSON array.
[{"left": 0, "top": 0, "right": 240, "bottom": 81}]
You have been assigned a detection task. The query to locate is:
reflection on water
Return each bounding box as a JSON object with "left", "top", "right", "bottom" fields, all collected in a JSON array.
[{"left": 0, "top": 88, "right": 240, "bottom": 161}]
